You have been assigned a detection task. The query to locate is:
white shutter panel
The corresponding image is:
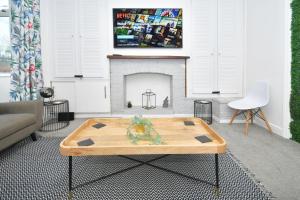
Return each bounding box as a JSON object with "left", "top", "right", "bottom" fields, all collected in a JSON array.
[
  {"left": 79, "top": 0, "right": 107, "bottom": 78},
  {"left": 190, "top": 0, "right": 217, "bottom": 94},
  {"left": 53, "top": 0, "right": 77, "bottom": 78},
  {"left": 217, "top": 0, "right": 243, "bottom": 94}
]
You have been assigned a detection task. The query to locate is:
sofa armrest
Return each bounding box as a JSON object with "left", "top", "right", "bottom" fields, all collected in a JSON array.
[{"left": 0, "top": 100, "right": 43, "bottom": 129}]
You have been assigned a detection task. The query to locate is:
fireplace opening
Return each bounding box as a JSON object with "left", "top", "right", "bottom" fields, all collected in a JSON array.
[{"left": 124, "top": 73, "right": 173, "bottom": 109}]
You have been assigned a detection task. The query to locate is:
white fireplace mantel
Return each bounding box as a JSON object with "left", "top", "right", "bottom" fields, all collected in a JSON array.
[
  {"left": 109, "top": 58, "right": 194, "bottom": 114},
  {"left": 107, "top": 54, "right": 190, "bottom": 97}
]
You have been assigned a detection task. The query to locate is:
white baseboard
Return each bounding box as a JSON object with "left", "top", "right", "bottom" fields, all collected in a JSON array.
[
  {"left": 75, "top": 113, "right": 113, "bottom": 118},
  {"left": 214, "top": 115, "right": 284, "bottom": 137},
  {"left": 213, "top": 115, "right": 245, "bottom": 124},
  {"left": 253, "top": 119, "right": 283, "bottom": 136}
]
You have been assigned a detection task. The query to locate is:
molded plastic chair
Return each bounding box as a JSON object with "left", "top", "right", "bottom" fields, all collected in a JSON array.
[{"left": 228, "top": 81, "right": 272, "bottom": 135}]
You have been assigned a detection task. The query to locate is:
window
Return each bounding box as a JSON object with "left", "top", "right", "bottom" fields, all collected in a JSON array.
[{"left": 0, "top": 0, "right": 11, "bottom": 74}]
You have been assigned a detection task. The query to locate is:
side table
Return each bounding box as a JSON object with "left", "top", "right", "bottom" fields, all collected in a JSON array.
[
  {"left": 40, "top": 100, "right": 70, "bottom": 132},
  {"left": 194, "top": 100, "right": 213, "bottom": 125}
]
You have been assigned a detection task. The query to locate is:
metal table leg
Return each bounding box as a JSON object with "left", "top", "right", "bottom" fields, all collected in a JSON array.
[
  {"left": 68, "top": 154, "right": 221, "bottom": 194},
  {"left": 68, "top": 156, "right": 73, "bottom": 199},
  {"left": 215, "top": 154, "right": 219, "bottom": 188}
]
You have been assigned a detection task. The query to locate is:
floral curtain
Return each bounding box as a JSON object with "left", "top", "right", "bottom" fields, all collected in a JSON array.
[{"left": 9, "top": 0, "right": 43, "bottom": 101}]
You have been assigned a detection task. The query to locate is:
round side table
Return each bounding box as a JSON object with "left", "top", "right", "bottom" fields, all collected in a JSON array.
[
  {"left": 194, "top": 100, "right": 213, "bottom": 125},
  {"left": 40, "top": 100, "right": 70, "bottom": 132}
]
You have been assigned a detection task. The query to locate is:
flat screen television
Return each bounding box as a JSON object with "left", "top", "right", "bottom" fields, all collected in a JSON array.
[{"left": 113, "top": 8, "right": 183, "bottom": 48}]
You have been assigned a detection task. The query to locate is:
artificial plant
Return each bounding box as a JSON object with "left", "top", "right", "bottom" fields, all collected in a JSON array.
[
  {"left": 291, "top": 0, "right": 300, "bottom": 142},
  {"left": 127, "top": 116, "right": 163, "bottom": 145}
]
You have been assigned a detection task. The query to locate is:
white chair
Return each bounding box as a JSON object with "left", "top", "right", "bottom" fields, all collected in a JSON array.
[{"left": 228, "top": 81, "right": 272, "bottom": 135}]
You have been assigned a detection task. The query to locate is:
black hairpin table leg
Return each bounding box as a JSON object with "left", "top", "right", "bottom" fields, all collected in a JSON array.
[
  {"left": 68, "top": 156, "right": 73, "bottom": 200},
  {"left": 214, "top": 154, "right": 221, "bottom": 196},
  {"left": 215, "top": 154, "right": 219, "bottom": 188},
  {"left": 66, "top": 154, "right": 221, "bottom": 195}
]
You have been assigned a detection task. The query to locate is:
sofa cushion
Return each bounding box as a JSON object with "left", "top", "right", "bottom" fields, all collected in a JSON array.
[{"left": 0, "top": 114, "right": 36, "bottom": 140}]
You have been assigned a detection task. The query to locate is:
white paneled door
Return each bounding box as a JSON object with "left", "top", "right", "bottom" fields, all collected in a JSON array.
[
  {"left": 217, "top": 0, "right": 243, "bottom": 94},
  {"left": 53, "top": 0, "right": 78, "bottom": 78},
  {"left": 53, "top": 0, "right": 107, "bottom": 78},
  {"left": 51, "top": 80, "right": 111, "bottom": 113},
  {"left": 78, "top": 0, "right": 107, "bottom": 78},
  {"left": 190, "top": 0, "right": 217, "bottom": 94},
  {"left": 51, "top": 0, "right": 110, "bottom": 113},
  {"left": 190, "top": 0, "right": 244, "bottom": 96},
  {"left": 76, "top": 80, "right": 110, "bottom": 113}
]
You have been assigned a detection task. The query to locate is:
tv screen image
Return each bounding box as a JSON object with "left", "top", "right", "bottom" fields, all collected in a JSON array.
[{"left": 113, "top": 8, "right": 183, "bottom": 48}]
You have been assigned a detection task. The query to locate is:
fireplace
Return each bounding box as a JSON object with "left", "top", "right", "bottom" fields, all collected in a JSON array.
[{"left": 109, "top": 56, "right": 193, "bottom": 115}]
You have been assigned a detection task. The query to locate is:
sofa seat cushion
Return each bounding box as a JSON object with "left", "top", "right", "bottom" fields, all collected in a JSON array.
[{"left": 0, "top": 114, "right": 36, "bottom": 140}]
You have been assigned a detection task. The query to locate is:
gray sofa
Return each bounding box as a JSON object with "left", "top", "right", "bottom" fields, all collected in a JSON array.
[{"left": 0, "top": 100, "right": 43, "bottom": 151}]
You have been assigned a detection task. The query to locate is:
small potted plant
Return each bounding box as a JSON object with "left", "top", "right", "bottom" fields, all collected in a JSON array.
[
  {"left": 132, "top": 116, "right": 151, "bottom": 134},
  {"left": 127, "top": 116, "right": 163, "bottom": 144}
]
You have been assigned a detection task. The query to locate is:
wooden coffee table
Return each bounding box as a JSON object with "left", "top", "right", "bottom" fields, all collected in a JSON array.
[{"left": 60, "top": 118, "right": 226, "bottom": 196}]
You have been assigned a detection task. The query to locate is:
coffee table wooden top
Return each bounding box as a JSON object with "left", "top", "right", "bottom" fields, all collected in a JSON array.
[{"left": 60, "top": 118, "right": 227, "bottom": 156}]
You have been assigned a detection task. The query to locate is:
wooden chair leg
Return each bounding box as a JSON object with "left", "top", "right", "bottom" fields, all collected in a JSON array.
[
  {"left": 259, "top": 109, "right": 272, "bottom": 133},
  {"left": 250, "top": 110, "right": 254, "bottom": 124},
  {"left": 244, "top": 110, "right": 252, "bottom": 135},
  {"left": 229, "top": 110, "right": 239, "bottom": 125}
]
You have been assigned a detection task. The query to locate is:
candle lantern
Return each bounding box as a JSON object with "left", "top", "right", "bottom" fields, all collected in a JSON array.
[{"left": 142, "top": 89, "right": 156, "bottom": 110}]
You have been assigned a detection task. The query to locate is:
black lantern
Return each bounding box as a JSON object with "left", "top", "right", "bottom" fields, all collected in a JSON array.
[
  {"left": 194, "top": 100, "right": 213, "bottom": 124},
  {"left": 142, "top": 89, "right": 156, "bottom": 110}
]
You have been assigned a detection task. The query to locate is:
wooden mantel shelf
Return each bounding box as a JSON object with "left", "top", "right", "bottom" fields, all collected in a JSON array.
[{"left": 107, "top": 55, "right": 190, "bottom": 60}]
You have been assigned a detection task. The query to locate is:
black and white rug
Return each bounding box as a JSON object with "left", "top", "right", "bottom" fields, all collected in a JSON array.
[{"left": 0, "top": 137, "right": 272, "bottom": 200}]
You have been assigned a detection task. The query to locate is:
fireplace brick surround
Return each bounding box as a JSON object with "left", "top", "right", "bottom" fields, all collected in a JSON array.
[{"left": 110, "top": 59, "right": 194, "bottom": 114}]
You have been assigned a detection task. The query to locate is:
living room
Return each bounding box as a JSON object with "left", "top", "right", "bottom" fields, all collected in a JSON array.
[{"left": 0, "top": 0, "right": 299, "bottom": 199}]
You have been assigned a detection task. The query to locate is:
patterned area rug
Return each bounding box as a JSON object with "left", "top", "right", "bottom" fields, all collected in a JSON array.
[{"left": 0, "top": 137, "right": 272, "bottom": 200}]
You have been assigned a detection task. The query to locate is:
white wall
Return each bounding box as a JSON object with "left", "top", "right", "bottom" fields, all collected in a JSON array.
[
  {"left": 246, "top": 0, "right": 290, "bottom": 137},
  {"left": 0, "top": 75, "right": 10, "bottom": 102}
]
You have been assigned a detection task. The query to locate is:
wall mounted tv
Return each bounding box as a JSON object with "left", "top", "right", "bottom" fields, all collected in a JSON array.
[{"left": 113, "top": 8, "right": 183, "bottom": 48}]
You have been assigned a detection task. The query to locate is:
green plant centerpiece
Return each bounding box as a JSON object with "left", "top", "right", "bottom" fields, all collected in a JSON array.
[{"left": 127, "top": 116, "right": 163, "bottom": 145}]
